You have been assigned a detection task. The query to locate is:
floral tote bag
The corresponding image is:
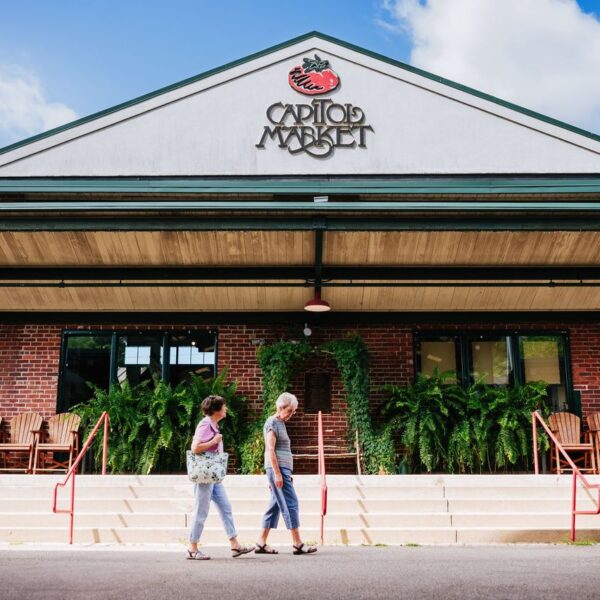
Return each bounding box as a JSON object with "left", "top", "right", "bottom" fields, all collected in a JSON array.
[{"left": 186, "top": 450, "right": 229, "bottom": 484}]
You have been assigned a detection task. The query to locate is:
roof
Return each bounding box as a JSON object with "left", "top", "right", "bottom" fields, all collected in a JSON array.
[{"left": 2, "top": 31, "right": 600, "bottom": 158}]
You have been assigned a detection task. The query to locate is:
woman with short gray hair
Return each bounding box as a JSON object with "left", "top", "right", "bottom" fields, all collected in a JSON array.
[{"left": 255, "top": 392, "right": 317, "bottom": 555}]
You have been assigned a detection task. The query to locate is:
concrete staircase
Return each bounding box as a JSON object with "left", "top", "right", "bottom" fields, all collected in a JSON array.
[{"left": 1, "top": 474, "right": 600, "bottom": 545}]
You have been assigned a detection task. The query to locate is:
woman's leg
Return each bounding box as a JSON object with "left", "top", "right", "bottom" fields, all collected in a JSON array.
[
  {"left": 211, "top": 482, "right": 238, "bottom": 546},
  {"left": 257, "top": 468, "right": 281, "bottom": 548},
  {"left": 189, "top": 482, "right": 213, "bottom": 551},
  {"left": 279, "top": 470, "right": 303, "bottom": 546}
]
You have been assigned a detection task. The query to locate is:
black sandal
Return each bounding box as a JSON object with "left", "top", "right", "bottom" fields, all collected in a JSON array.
[
  {"left": 254, "top": 543, "right": 279, "bottom": 554},
  {"left": 293, "top": 542, "right": 317, "bottom": 555}
]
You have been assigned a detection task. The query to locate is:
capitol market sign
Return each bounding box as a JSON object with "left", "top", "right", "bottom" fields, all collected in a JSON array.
[{"left": 255, "top": 54, "right": 374, "bottom": 158}]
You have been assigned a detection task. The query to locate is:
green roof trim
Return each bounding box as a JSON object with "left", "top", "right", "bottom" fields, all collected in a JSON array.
[
  {"left": 1, "top": 31, "right": 600, "bottom": 158},
  {"left": 2, "top": 177, "right": 600, "bottom": 195},
  {"left": 1, "top": 201, "right": 600, "bottom": 212}
]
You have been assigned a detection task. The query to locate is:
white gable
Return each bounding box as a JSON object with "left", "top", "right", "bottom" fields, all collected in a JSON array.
[{"left": 1, "top": 34, "right": 600, "bottom": 176}]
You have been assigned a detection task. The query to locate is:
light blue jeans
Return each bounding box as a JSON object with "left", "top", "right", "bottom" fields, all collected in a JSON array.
[
  {"left": 262, "top": 467, "right": 300, "bottom": 530},
  {"left": 189, "top": 482, "right": 237, "bottom": 543}
]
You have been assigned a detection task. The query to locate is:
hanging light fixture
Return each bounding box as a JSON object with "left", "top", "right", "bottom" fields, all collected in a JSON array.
[{"left": 304, "top": 290, "right": 331, "bottom": 312}]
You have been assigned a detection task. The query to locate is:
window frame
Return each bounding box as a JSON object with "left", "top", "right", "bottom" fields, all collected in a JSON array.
[
  {"left": 57, "top": 328, "right": 218, "bottom": 412},
  {"left": 413, "top": 329, "right": 576, "bottom": 414}
]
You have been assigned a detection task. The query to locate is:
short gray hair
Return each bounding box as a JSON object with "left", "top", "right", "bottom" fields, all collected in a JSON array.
[{"left": 276, "top": 392, "right": 298, "bottom": 410}]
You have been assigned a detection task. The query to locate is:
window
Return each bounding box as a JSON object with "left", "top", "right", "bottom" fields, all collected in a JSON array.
[
  {"left": 58, "top": 330, "right": 217, "bottom": 411},
  {"left": 59, "top": 334, "right": 112, "bottom": 412},
  {"left": 169, "top": 332, "right": 216, "bottom": 385},
  {"left": 116, "top": 333, "right": 163, "bottom": 386},
  {"left": 470, "top": 336, "right": 513, "bottom": 385},
  {"left": 304, "top": 372, "right": 332, "bottom": 413},
  {"left": 418, "top": 338, "right": 458, "bottom": 382},
  {"left": 520, "top": 335, "right": 568, "bottom": 412},
  {"left": 414, "top": 330, "right": 574, "bottom": 413}
]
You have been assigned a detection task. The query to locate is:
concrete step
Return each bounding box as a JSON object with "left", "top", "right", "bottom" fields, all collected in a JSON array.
[
  {"left": 0, "top": 526, "right": 458, "bottom": 545},
  {"left": 0, "top": 511, "right": 453, "bottom": 529},
  {"left": 2, "top": 474, "right": 600, "bottom": 545}
]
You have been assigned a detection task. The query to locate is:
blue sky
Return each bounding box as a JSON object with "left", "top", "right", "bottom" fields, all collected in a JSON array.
[{"left": 1, "top": 0, "right": 600, "bottom": 146}]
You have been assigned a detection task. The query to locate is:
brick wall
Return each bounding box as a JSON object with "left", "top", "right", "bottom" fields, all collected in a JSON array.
[{"left": 1, "top": 320, "right": 599, "bottom": 473}]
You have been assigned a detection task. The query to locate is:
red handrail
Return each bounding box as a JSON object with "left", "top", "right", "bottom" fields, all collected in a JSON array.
[
  {"left": 52, "top": 411, "right": 109, "bottom": 544},
  {"left": 317, "top": 410, "right": 327, "bottom": 545},
  {"left": 531, "top": 410, "right": 600, "bottom": 542}
]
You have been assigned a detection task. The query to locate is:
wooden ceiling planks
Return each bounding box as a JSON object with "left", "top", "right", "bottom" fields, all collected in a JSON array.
[
  {"left": 0, "top": 231, "right": 313, "bottom": 266},
  {"left": 325, "top": 231, "right": 600, "bottom": 265}
]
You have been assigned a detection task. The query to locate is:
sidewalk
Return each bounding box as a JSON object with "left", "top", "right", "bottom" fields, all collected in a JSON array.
[{"left": 2, "top": 545, "right": 600, "bottom": 600}]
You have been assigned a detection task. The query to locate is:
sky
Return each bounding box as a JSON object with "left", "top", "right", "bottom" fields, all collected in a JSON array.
[{"left": 1, "top": 0, "right": 600, "bottom": 148}]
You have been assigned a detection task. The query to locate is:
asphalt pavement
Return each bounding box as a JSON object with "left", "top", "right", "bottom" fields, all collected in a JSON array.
[{"left": 1, "top": 544, "right": 599, "bottom": 600}]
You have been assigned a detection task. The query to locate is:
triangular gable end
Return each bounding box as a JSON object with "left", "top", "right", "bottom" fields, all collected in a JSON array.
[{"left": 1, "top": 31, "right": 600, "bottom": 176}]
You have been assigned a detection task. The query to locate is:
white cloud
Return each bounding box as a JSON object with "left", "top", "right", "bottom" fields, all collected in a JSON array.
[
  {"left": 0, "top": 66, "right": 78, "bottom": 147},
  {"left": 380, "top": 0, "right": 600, "bottom": 133}
]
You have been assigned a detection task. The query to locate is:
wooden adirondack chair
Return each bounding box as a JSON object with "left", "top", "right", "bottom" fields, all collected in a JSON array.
[
  {"left": 33, "top": 413, "right": 81, "bottom": 474},
  {"left": 0, "top": 412, "right": 43, "bottom": 473},
  {"left": 586, "top": 412, "right": 600, "bottom": 474},
  {"left": 548, "top": 412, "right": 596, "bottom": 474}
]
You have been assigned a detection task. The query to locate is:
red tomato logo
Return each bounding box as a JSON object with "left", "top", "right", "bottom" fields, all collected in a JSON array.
[{"left": 288, "top": 54, "right": 340, "bottom": 96}]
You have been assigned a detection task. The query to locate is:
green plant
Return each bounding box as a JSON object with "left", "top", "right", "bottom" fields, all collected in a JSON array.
[
  {"left": 382, "top": 370, "right": 461, "bottom": 472},
  {"left": 72, "top": 368, "right": 248, "bottom": 474},
  {"left": 382, "top": 370, "right": 550, "bottom": 474},
  {"left": 239, "top": 340, "right": 311, "bottom": 473},
  {"left": 239, "top": 335, "right": 393, "bottom": 475},
  {"left": 322, "top": 336, "right": 395, "bottom": 474}
]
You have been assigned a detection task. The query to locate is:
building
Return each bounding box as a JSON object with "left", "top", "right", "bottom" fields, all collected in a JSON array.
[{"left": 0, "top": 32, "right": 599, "bottom": 472}]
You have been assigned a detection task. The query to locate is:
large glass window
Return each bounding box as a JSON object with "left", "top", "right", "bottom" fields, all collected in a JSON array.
[
  {"left": 116, "top": 333, "right": 163, "bottom": 386},
  {"left": 470, "top": 336, "right": 513, "bottom": 385},
  {"left": 520, "top": 335, "right": 568, "bottom": 412},
  {"left": 59, "top": 334, "right": 112, "bottom": 412},
  {"left": 58, "top": 330, "right": 217, "bottom": 411},
  {"left": 417, "top": 337, "right": 458, "bottom": 382},
  {"left": 169, "top": 331, "right": 216, "bottom": 385},
  {"left": 414, "top": 330, "right": 574, "bottom": 413}
]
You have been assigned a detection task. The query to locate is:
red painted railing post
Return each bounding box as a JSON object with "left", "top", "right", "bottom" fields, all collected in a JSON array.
[
  {"left": 102, "top": 413, "right": 109, "bottom": 476},
  {"left": 318, "top": 410, "right": 327, "bottom": 546},
  {"left": 53, "top": 411, "right": 109, "bottom": 544},
  {"left": 571, "top": 472, "right": 577, "bottom": 542},
  {"left": 532, "top": 412, "right": 539, "bottom": 475},
  {"left": 69, "top": 470, "right": 76, "bottom": 545}
]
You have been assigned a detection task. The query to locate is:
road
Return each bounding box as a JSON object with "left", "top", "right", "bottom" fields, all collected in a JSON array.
[{"left": 1, "top": 544, "right": 599, "bottom": 600}]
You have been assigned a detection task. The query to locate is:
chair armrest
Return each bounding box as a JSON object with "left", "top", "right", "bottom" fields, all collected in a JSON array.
[
  {"left": 71, "top": 431, "right": 79, "bottom": 454},
  {"left": 31, "top": 430, "right": 44, "bottom": 443}
]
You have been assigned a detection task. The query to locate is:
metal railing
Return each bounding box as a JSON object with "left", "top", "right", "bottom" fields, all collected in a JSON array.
[
  {"left": 52, "top": 411, "right": 109, "bottom": 544},
  {"left": 532, "top": 410, "right": 600, "bottom": 542},
  {"left": 317, "top": 410, "right": 327, "bottom": 545}
]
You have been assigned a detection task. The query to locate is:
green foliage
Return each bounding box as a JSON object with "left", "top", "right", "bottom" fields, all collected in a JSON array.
[
  {"left": 71, "top": 368, "right": 248, "bottom": 474},
  {"left": 239, "top": 340, "right": 311, "bottom": 473},
  {"left": 322, "top": 336, "right": 395, "bottom": 474},
  {"left": 382, "top": 370, "right": 550, "bottom": 473},
  {"left": 240, "top": 335, "right": 394, "bottom": 475}
]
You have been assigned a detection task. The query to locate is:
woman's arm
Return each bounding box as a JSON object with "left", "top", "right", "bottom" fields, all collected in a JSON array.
[
  {"left": 266, "top": 430, "right": 283, "bottom": 488},
  {"left": 192, "top": 433, "right": 223, "bottom": 454}
]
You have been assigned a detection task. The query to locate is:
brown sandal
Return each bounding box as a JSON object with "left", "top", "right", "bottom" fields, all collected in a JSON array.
[
  {"left": 255, "top": 543, "right": 279, "bottom": 554},
  {"left": 293, "top": 542, "right": 317, "bottom": 555}
]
